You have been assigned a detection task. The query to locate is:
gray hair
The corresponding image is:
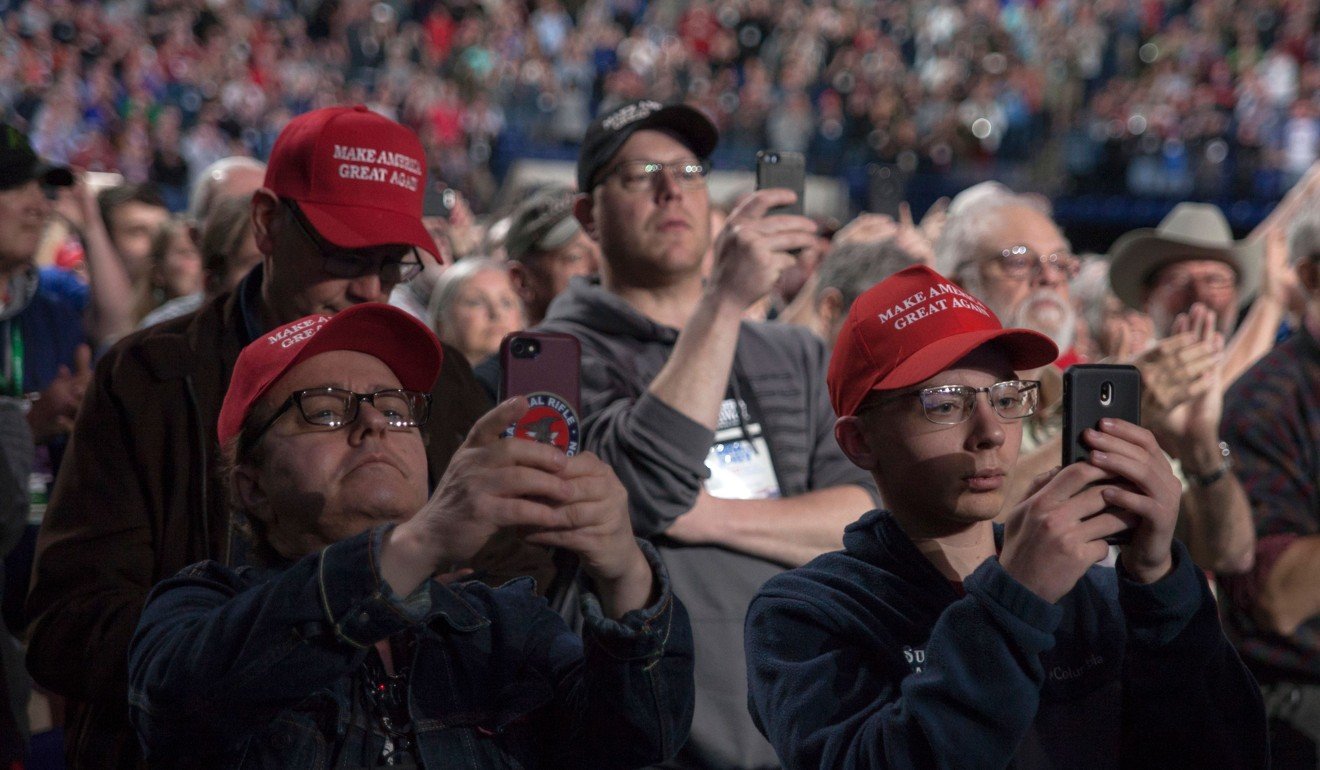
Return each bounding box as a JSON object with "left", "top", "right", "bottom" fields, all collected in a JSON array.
[
  {"left": 188, "top": 156, "right": 267, "bottom": 224},
  {"left": 1288, "top": 195, "right": 1320, "bottom": 266},
  {"left": 426, "top": 257, "right": 507, "bottom": 330},
  {"left": 816, "top": 239, "right": 922, "bottom": 311},
  {"left": 935, "top": 181, "right": 1054, "bottom": 282},
  {"left": 1068, "top": 254, "right": 1113, "bottom": 341}
]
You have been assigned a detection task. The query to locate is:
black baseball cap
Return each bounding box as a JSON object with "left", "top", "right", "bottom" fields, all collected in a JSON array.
[
  {"left": 0, "top": 123, "right": 73, "bottom": 191},
  {"left": 576, "top": 100, "right": 718, "bottom": 192}
]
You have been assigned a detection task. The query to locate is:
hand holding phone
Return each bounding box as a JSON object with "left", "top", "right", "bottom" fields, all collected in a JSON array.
[{"left": 499, "top": 332, "right": 582, "bottom": 456}]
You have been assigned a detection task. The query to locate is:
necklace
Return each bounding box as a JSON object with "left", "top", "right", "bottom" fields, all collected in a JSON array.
[{"left": 362, "top": 632, "right": 420, "bottom": 766}]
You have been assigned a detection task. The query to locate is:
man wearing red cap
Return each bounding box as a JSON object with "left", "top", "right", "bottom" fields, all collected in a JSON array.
[
  {"left": 126, "top": 303, "right": 692, "bottom": 767},
  {"left": 26, "top": 106, "right": 491, "bottom": 768},
  {"left": 745, "top": 265, "right": 1267, "bottom": 768}
]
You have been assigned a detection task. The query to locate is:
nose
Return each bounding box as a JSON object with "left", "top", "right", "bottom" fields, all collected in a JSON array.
[
  {"left": 346, "top": 271, "right": 385, "bottom": 302},
  {"left": 348, "top": 398, "right": 391, "bottom": 443},
  {"left": 1031, "top": 260, "right": 1067, "bottom": 287},
  {"left": 652, "top": 166, "right": 684, "bottom": 201},
  {"left": 964, "top": 394, "right": 1006, "bottom": 451}
]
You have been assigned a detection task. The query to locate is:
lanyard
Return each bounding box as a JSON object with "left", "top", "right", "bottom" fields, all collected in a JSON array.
[{"left": 2, "top": 321, "right": 22, "bottom": 397}]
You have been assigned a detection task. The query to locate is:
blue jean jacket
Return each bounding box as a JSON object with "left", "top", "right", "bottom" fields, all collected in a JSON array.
[{"left": 128, "top": 526, "right": 694, "bottom": 768}]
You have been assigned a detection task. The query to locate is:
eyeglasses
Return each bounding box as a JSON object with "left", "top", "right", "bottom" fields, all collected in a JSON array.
[
  {"left": 994, "top": 246, "right": 1080, "bottom": 281},
  {"left": 869, "top": 380, "right": 1041, "bottom": 425},
  {"left": 598, "top": 160, "right": 709, "bottom": 192},
  {"left": 243, "top": 387, "right": 431, "bottom": 451},
  {"left": 284, "top": 200, "right": 423, "bottom": 284}
]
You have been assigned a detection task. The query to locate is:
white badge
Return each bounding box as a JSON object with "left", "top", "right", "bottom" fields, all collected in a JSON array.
[{"left": 703, "top": 399, "right": 782, "bottom": 500}]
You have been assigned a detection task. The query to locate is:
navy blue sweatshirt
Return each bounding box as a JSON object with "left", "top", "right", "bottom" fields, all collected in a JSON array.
[{"left": 744, "top": 510, "right": 1267, "bottom": 769}]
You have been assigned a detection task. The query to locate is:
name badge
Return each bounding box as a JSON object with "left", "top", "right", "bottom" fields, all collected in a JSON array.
[{"left": 703, "top": 398, "right": 782, "bottom": 500}]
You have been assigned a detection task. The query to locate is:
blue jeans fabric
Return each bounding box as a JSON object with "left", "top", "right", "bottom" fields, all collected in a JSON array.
[{"left": 128, "top": 526, "right": 693, "bottom": 768}]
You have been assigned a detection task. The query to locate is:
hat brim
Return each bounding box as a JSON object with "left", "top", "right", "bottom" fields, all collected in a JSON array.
[
  {"left": 578, "top": 104, "right": 719, "bottom": 191},
  {"left": 1109, "top": 230, "right": 1262, "bottom": 310},
  {"left": 289, "top": 304, "right": 442, "bottom": 394},
  {"left": 298, "top": 199, "right": 439, "bottom": 259},
  {"left": 872, "top": 327, "right": 1060, "bottom": 394}
]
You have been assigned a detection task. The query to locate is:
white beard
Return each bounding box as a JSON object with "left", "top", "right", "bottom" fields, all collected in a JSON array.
[{"left": 1010, "top": 288, "right": 1077, "bottom": 353}]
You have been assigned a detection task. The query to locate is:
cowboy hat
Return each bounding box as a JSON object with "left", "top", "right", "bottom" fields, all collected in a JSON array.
[{"left": 1108, "top": 202, "right": 1261, "bottom": 310}]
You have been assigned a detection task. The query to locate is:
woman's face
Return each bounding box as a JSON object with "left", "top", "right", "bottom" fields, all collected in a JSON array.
[
  {"left": 441, "top": 268, "right": 525, "bottom": 365},
  {"left": 158, "top": 228, "right": 204, "bottom": 298}
]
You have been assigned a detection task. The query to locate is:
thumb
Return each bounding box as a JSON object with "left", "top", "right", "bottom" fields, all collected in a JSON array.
[
  {"left": 74, "top": 343, "right": 92, "bottom": 375},
  {"left": 466, "top": 396, "right": 530, "bottom": 447}
]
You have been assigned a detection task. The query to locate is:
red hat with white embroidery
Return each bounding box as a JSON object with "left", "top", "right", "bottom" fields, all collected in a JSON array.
[
  {"left": 264, "top": 105, "right": 437, "bottom": 257},
  {"left": 217, "top": 303, "right": 442, "bottom": 447},
  {"left": 828, "top": 265, "right": 1058, "bottom": 418}
]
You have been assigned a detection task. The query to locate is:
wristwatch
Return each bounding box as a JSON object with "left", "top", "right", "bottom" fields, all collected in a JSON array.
[{"left": 1186, "top": 441, "right": 1232, "bottom": 488}]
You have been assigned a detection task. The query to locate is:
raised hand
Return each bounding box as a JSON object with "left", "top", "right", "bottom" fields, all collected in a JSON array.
[{"left": 709, "top": 189, "right": 819, "bottom": 309}]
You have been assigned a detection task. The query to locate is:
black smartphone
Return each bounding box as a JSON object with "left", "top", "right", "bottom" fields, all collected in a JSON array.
[
  {"left": 1062, "top": 364, "right": 1142, "bottom": 545},
  {"left": 498, "top": 331, "right": 582, "bottom": 456},
  {"left": 755, "top": 150, "right": 805, "bottom": 217}
]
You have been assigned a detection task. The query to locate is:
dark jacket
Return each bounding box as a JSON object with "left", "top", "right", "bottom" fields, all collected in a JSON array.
[
  {"left": 25, "top": 270, "right": 491, "bottom": 769},
  {"left": 128, "top": 527, "right": 694, "bottom": 769},
  {"left": 745, "top": 510, "right": 1269, "bottom": 769}
]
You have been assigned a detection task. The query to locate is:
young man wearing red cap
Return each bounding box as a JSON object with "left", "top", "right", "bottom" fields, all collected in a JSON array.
[
  {"left": 535, "top": 99, "right": 878, "bottom": 768},
  {"left": 126, "top": 303, "right": 693, "bottom": 767},
  {"left": 745, "top": 265, "right": 1267, "bottom": 768},
  {"left": 26, "top": 106, "right": 492, "bottom": 768}
]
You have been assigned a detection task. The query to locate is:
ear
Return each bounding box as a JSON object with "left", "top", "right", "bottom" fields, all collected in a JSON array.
[
  {"left": 834, "top": 415, "right": 878, "bottom": 471},
  {"left": 817, "top": 287, "right": 844, "bottom": 326},
  {"left": 232, "top": 462, "right": 272, "bottom": 526},
  {"left": 249, "top": 189, "right": 280, "bottom": 258},
  {"left": 573, "top": 193, "right": 598, "bottom": 242},
  {"left": 507, "top": 262, "right": 536, "bottom": 305}
]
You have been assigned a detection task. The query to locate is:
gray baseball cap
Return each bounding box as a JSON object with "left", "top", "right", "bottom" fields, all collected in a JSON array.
[{"left": 505, "top": 187, "right": 583, "bottom": 262}]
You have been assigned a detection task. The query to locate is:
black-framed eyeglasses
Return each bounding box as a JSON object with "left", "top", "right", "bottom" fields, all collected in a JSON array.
[
  {"left": 869, "top": 379, "right": 1041, "bottom": 425},
  {"left": 598, "top": 159, "right": 709, "bottom": 192},
  {"left": 243, "top": 387, "right": 431, "bottom": 452},
  {"left": 283, "top": 200, "right": 423, "bottom": 284},
  {"left": 995, "top": 245, "right": 1080, "bottom": 281}
]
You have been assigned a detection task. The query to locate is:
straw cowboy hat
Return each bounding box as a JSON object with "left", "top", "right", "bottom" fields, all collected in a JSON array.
[{"left": 1108, "top": 202, "right": 1262, "bottom": 310}]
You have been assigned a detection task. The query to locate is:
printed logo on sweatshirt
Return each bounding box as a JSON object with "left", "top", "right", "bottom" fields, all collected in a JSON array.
[
  {"left": 902, "top": 645, "right": 926, "bottom": 674},
  {"left": 1048, "top": 653, "right": 1105, "bottom": 683}
]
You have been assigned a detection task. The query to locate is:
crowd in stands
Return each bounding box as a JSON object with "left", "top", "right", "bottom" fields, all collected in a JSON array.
[
  {"left": 6, "top": 1, "right": 1320, "bottom": 769},
  {"left": 6, "top": 0, "right": 1320, "bottom": 218}
]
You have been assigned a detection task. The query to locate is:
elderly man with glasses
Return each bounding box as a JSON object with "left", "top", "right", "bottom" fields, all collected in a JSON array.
[
  {"left": 127, "top": 303, "right": 693, "bottom": 767},
  {"left": 513, "top": 99, "right": 879, "bottom": 769},
  {"left": 26, "top": 106, "right": 492, "bottom": 769},
  {"left": 745, "top": 265, "right": 1267, "bottom": 769}
]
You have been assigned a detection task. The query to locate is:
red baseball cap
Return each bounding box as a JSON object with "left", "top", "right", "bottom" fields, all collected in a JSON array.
[
  {"left": 217, "top": 303, "right": 443, "bottom": 447},
  {"left": 264, "top": 105, "right": 437, "bottom": 258},
  {"left": 828, "top": 265, "right": 1058, "bottom": 418}
]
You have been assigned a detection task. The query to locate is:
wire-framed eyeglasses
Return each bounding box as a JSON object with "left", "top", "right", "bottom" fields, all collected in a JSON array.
[
  {"left": 996, "top": 245, "right": 1080, "bottom": 280},
  {"left": 599, "top": 159, "right": 709, "bottom": 192},
  {"left": 243, "top": 387, "right": 431, "bottom": 451},
  {"left": 870, "top": 380, "right": 1041, "bottom": 425}
]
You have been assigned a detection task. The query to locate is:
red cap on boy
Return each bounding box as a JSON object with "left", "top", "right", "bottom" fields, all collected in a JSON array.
[{"left": 828, "top": 265, "right": 1058, "bottom": 418}]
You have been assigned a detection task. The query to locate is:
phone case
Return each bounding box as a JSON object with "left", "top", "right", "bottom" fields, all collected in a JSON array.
[
  {"left": 756, "top": 150, "right": 805, "bottom": 216},
  {"left": 1061, "top": 364, "right": 1142, "bottom": 466},
  {"left": 499, "top": 331, "right": 582, "bottom": 456}
]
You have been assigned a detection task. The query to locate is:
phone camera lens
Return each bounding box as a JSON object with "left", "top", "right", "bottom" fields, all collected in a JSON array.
[{"left": 511, "top": 338, "right": 540, "bottom": 359}]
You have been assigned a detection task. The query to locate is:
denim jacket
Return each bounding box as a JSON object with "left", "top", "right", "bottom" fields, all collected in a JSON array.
[{"left": 128, "top": 526, "right": 694, "bottom": 768}]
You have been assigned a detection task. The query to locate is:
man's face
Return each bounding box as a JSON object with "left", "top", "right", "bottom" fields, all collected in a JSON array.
[
  {"left": 107, "top": 201, "right": 170, "bottom": 282},
  {"left": 258, "top": 194, "right": 412, "bottom": 325},
  {"left": 852, "top": 347, "right": 1023, "bottom": 538},
  {"left": 242, "top": 349, "right": 429, "bottom": 560},
  {"left": 582, "top": 130, "right": 711, "bottom": 288},
  {"left": 970, "top": 205, "right": 1073, "bottom": 320},
  {"left": 1143, "top": 259, "right": 1239, "bottom": 337},
  {"left": 515, "top": 230, "right": 599, "bottom": 322},
  {"left": 0, "top": 180, "right": 50, "bottom": 270}
]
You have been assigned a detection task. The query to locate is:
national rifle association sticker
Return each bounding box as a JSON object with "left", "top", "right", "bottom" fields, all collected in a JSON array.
[{"left": 505, "top": 391, "right": 580, "bottom": 456}]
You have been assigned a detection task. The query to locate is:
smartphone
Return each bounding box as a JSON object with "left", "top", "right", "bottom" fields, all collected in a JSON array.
[
  {"left": 756, "top": 150, "right": 805, "bottom": 217},
  {"left": 1062, "top": 364, "right": 1142, "bottom": 545},
  {"left": 499, "top": 331, "right": 582, "bottom": 456}
]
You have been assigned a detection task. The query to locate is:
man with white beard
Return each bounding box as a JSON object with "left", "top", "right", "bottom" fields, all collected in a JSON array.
[{"left": 935, "top": 183, "right": 1255, "bottom": 575}]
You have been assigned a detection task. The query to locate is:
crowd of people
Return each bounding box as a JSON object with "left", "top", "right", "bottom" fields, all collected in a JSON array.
[
  {"left": 5, "top": 0, "right": 1320, "bottom": 218},
  {"left": 4, "top": 2, "right": 1320, "bottom": 770}
]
